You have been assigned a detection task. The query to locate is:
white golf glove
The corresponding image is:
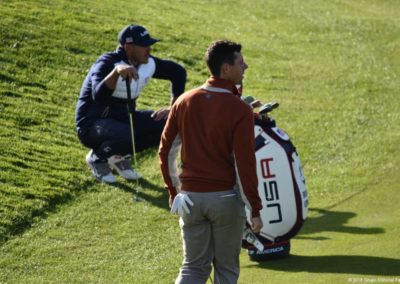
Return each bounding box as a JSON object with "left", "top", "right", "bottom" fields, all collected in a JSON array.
[{"left": 170, "top": 193, "right": 194, "bottom": 217}]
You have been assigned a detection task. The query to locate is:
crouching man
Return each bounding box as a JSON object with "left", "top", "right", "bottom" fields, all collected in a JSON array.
[{"left": 75, "top": 24, "right": 186, "bottom": 183}]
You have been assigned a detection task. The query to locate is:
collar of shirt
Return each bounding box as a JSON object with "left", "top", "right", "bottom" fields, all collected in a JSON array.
[
  {"left": 202, "top": 76, "right": 240, "bottom": 97},
  {"left": 116, "top": 46, "right": 133, "bottom": 66}
]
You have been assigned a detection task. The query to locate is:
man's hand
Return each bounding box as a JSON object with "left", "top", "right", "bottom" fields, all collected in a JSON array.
[
  {"left": 116, "top": 64, "right": 138, "bottom": 81},
  {"left": 105, "top": 64, "right": 138, "bottom": 90},
  {"left": 170, "top": 193, "right": 194, "bottom": 217},
  {"left": 151, "top": 107, "right": 170, "bottom": 121},
  {"left": 250, "top": 216, "right": 263, "bottom": 233}
]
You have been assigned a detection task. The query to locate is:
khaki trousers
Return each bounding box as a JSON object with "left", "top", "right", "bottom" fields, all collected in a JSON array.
[{"left": 175, "top": 190, "right": 246, "bottom": 284}]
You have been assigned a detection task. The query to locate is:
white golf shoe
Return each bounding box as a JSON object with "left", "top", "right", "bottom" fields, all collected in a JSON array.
[
  {"left": 86, "top": 151, "right": 117, "bottom": 184},
  {"left": 108, "top": 155, "right": 142, "bottom": 180}
]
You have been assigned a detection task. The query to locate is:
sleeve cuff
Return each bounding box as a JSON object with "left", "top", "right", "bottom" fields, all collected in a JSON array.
[
  {"left": 251, "top": 210, "right": 261, "bottom": 218},
  {"left": 166, "top": 186, "right": 177, "bottom": 199}
]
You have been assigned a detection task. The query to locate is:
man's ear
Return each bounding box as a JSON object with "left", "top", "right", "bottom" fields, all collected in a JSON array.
[
  {"left": 123, "top": 43, "right": 133, "bottom": 51},
  {"left": 220, "top": 63, "right": 230, "bottom": 77}
]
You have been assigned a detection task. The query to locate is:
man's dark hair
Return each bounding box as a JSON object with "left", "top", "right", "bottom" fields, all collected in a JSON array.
[{"left": 205, "top": 40, "right": 242, "bottom": 77}]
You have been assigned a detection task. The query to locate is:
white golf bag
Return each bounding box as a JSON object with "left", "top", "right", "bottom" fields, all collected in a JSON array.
[{"left": 242, "top": 102, "right": 308, "bottom": 261}]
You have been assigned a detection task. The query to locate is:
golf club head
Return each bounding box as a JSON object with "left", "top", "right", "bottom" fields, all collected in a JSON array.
[
  {"left": 242, "top": 96, "right": 256, "bottom": 105},
  {"left": 132, "top": 195, "right": 142, "bottom": 202},
  {"left": 259, "top": 102, "right": 279, "bottom": 115},
  {"left": 132, "top": 179, "right": 142, "bottom": 202}
]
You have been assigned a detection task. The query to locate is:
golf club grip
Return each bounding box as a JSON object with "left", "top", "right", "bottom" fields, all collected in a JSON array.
[{"left": 125, "top": 79, "right": 135, "bottom": 113}]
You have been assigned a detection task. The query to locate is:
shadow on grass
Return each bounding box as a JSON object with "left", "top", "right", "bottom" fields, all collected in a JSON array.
[
  {"left": 0, "top": 73, "right": 46, "bottom": 90},
  {"left": 297, "top": 208, "right": 384, "bottom": 240},
  {"left": 242, "top": 207, "right": 394, "bottom": 276},
  {"left": 245, "top": 254, "right": 400, "bottom": 276},
  {"left": 0, "top": 178, "right": 97, "bottom": 246},
  {"left": 109, "top": 178, "right": 170, "bottom": 210}
]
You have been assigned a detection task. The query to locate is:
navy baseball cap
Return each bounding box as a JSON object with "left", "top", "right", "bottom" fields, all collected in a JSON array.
[{"left": 118, "top": 25, "right": 160, "bottom": 46}]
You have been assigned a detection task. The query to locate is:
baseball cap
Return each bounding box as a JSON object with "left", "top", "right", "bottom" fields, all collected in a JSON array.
[{"left": 118, "top": 25, "right": 160, "bottom": 46}]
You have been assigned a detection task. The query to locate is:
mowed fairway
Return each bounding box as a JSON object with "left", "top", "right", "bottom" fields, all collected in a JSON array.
[{"left": 0, "top": 0, "right": 399, "bottom": 283}]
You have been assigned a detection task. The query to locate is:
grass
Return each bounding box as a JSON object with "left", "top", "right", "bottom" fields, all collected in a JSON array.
[{"left": 0, "top": 0, "right": 399, "bottom": 283}]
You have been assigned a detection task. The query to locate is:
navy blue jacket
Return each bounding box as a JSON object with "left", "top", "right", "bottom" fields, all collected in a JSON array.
[{"left": 75, "top": 47, "right": 186, "bottom": 128}]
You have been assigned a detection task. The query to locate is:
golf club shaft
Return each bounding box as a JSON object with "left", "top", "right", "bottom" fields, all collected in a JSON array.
[{"left": 126, "top": 78, "right": 141, "bottom": 201}]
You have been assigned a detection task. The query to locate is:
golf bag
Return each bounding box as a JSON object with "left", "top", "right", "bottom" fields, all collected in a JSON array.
[{"left": 242, "top": 102, "right": 308, "bottom": 261}]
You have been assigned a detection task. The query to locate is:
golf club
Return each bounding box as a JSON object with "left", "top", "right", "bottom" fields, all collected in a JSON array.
[{"left": 125, "top": 77, "right": 141, "bottom": 202}]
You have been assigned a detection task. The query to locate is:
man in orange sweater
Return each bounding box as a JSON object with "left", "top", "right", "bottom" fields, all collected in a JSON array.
[{"left": 159, "top": 40, "right": 263, "bottom": 284}]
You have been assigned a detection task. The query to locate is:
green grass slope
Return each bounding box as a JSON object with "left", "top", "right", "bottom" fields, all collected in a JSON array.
[{"left": 0, "top": 0, "right": 399, "bottom": 283}]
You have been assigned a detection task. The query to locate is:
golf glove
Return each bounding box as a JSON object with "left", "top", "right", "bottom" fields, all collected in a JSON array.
[{"left": 170, "top": 193, "right": 194, "bottom": 217}]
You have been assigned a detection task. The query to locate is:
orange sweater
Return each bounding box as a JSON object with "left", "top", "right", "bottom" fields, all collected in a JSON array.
[{"left": 158, "top": 77, "right": 262, "bottom": 217}]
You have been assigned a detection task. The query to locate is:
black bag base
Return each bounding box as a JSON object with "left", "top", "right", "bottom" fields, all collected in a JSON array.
[{"left": 247, "top": 240, "right": 291, "bottom": 261}]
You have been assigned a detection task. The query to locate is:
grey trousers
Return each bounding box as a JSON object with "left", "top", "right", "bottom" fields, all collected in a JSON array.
[{"left": 175, "top": 190, "right": 246, "bottom": 284}]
